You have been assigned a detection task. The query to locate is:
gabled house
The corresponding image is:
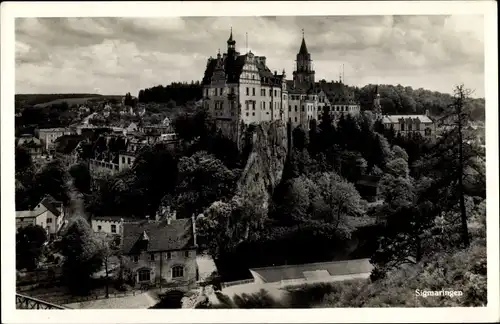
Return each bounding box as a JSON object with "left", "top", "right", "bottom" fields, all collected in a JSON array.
[
  {"left": 120, "top": 214, "right": 198, "bottom": 290},
  {"left": 16, "top": 195, "right": 66, "bottom": 238}
]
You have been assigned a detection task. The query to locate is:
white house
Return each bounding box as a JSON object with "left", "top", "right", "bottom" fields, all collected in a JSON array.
[
  {"left": 16, "top": 195, "right": 66, "bottom": 237},
  {"left": 91, "top": 216, "right": 132, "bottom": 235}
]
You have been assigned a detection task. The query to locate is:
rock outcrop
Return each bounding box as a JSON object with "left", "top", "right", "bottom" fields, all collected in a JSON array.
[{"left": 237, "top": 121, "right": 289, "bottom": 212}]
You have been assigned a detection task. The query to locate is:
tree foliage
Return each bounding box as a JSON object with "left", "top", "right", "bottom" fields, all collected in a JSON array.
[
  {"left": 60, "top": 217, "right": 105, "bottom": 294},
  {"left": 16, "top": 225, "right": 48, "bottom": 271}
]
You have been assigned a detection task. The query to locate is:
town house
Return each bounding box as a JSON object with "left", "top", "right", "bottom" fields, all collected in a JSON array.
[
  {"left": 16, "top": 195, "right": 66, "bottom": 238},
  {"left": 120, "top": 214, "right": 198, "bottom": 291}
]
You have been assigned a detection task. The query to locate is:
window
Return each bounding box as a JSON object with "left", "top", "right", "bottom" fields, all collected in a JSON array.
[
  {"left": 133, "top": 255, "right": 139, "bottom": 263},
  {"left": 295, "top": 117, "right": 298, "bottom": 122},
  {"left": 172, "top": 266, "right": 184, "bottom": 278},
  {"left": 263, "top": 102, "right": 266, "bottom": 109},
  {"left": 252, "top": 88, "right": 255, "bottom": 96},
  {"left": 149, "top": 253, "right": 155, "bottom": 261},
  {"left": 219, "top": 88, "right": 223, "bottom": 96},
  {"left": 185, "top": 251, "right": 190, "bottom": 257},
  {"left": 252, "top": 112, "right": 255, "bottom": 116},
  {"left": 138, "top": 269, "right": 151, "bottom": 282},
  {"left": 302, "top": 106, "right": 305, "bottom": 112},
  {"left": 252, "top": 102, "right": 256, "bottom": 110},
  {"left": 274, "top": 90, "right": 277, "bottom": 97},
  {"left": 97, "top": 225, "right": 102, "bottom": 231},
  {"left": 246, "top": 112, "right": 249, "bottom": 116},
  {"left": 288, "top": 106, "right": 291, "bottom": 112},
  {"left": 166, "top": 252, "right": 171, "bottom": 260},
  {"left": 122, "top": 157, "right": 125, "bottom": 164},
  {"left": 295, "top": 106, "right": 298, "bottom": 112},
  {"left": 261, "top": 89, "right": 265, "bottom": 96},
  {"left": 246, "top": 87, "right": 249, "bottom": 96},
  {"left": 425, "top": 128, "right": 432, "bottom": 136},
  {"left": 47, "top": 218, "right": 52, "bottom": 223},
  {"left": 127, "top": 158, "right": 131, "bottom": 164},
  {"left": 111, "top": 224, "right": 117, "bottom": 233},
  {"left": 401, "top": 123, "right": 405, "bottom": 131}
]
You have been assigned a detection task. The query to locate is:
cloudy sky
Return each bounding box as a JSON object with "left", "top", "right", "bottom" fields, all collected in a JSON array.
[{"left": 15, "top": 15, "right": 485, "bottom": 97}]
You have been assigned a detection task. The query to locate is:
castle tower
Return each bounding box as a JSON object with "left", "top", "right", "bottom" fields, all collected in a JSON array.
[
  {"left": 293, "top": 29, "right": 315, "bottom": 89},
  {"left": 227, "top": 27, "right": 236, "bottom": 56}
]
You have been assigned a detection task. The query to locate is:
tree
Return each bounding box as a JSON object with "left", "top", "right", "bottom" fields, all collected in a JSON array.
[
  {"left": 69, "top": 163, "right": 92, "bottom": 195},
  {"left": 173, "top": 151, "right": 239, "bottom": 218},
  {"left": 292, "top": 126, "right": 309, "bottom": 151},
  {"left": 415, "top": 85, "right": 481, "bottom": 248},
  {"left": 60, "top": 217, "right": 105, "bottom": 294},
  {"left": 16, "top": 225, "right": 47, "bottom": 270}
]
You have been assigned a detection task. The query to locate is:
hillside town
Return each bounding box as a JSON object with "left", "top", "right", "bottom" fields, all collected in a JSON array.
[{"left": 14, "top": 25, "right": 487, "bottom": 311}]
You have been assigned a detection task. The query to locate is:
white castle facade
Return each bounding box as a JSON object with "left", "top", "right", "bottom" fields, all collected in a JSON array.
[{"left": 201, "top": 29, "right": 361, "bottom": 140}]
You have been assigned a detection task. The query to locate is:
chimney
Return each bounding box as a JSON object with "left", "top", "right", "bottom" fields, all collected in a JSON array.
[
  {"left": 191, "top": 214, "right": 197, "bottom": 247},
  {"left": 425, "top": 109, "right": 429, "bottom": 117}
]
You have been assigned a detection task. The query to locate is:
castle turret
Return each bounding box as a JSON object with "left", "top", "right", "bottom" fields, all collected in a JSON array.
[
  {"left": 293, "top": 29, "right": 315, "bottom": 89},
  {"left": 227, "top": 27, "right": 236, "bottom": 56}
]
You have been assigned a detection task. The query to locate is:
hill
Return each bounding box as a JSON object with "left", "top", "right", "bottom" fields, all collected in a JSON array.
[{"left": 15, "top": 94, "right": 125, "bottom": 109}]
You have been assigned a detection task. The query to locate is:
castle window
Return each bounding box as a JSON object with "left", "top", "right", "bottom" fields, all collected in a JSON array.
[
  {"left": 172, "top": 266, "right": 184, "bottom": 278},
  {"left": 252, "top": 112, "right": 255, "bottom": 116},
  {"left": 263, "top": 102, "right": 266, "bottom": 109},
  {"left": 133, "top": 255, "right": 139, "bottom": 263},
  {"left": 252, "top": 88, "right": 256, "bottom": 96},
  {"left": 401, "top": 123, "right": 405, "bottom": 131},
  {"left": 252, "top": 102, "right": 256, "bottom": 110},
  {"left": 185, "top": 251, "right": 190, "bottom": 258},
  {"left": 261, "top": 89, "right": 265, "bottom": 96},
  {"left": 302, "top": 106, "right": 305, "bottom": 112},
  {"left": 274, "top": 90, "right": 277, "bottom": 97},
  {"left": 219, "top": 88, "right": 223, "bottom": 96},
  {"left": 252, "top": 74, "right": 255, "bottom": 80},
  {"left": 246, "top": 87, "right": 249, "bottom": 96},
  {"left": 138, "top": 269, "right": 151, "bottom": 282},
  {"left": 166, "top": 252, "right": 171, "bottom": 259},
  {"left": 111, "top": 225, "right": 117, "bottom": 233},
  {"left": 246, "top": 113, "right": 249, "bottom": 116},
  {"left": 295, "top": 106, "right": 298, "bottom": 112},
  {"left": 288, "top": 106, "right": 291, "bottom": 112},
  {"left": 150, "top": 253, "right": 155, "bottom": 261},
  {"left": 295, "top": 117, "right": 298, "bottom": 122}
]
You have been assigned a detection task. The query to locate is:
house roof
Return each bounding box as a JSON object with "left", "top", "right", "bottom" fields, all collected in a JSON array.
[
  {"left": 121, "top": 218, "right": 195, "bottom": 254},
  {"left": 39, "top": 194, "right": 62, "bottom": 217},
  {"left": 16, "top": 194, "right": 62, "bottom": 218},
  {"left": 92, "top": 216, "right": 137, "bottom": 222},
  {"left": 54, "top": 135, "right": 84, "bottom": 154},
  {"left": 17, "top": 136, "right": 42, "bottom": 148},
  {"left": 249, "top": 258, "right": 372, "bottom": 283},
  {"left": 382, "top": 114, "right": 433, "bottom": 124}
]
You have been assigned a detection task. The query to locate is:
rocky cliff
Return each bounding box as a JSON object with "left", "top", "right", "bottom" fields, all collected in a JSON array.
[{"left": 236, "top": 121, "right": 289, "bottom": 212}]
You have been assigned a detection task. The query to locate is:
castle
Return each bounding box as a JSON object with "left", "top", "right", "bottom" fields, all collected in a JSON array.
[{"left": 201, "top": 29, "right": 361, "bottom": 141}]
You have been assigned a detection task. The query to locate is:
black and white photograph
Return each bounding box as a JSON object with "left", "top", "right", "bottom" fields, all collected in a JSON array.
[{"left": 1, "top": 1, "right": 498, "bottom": 323}]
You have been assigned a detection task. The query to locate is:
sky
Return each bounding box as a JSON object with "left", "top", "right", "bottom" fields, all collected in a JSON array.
[{"left": 15, "top": 15, "right": 485, "bottom": 97}]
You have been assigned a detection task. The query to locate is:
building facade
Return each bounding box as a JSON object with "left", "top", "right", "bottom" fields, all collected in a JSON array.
[
  {"left": 16, "top": 195, "right": 65, "bottom": 237},
  {"left": 120, "top": 215, "right": 198, "bottom": 290}
]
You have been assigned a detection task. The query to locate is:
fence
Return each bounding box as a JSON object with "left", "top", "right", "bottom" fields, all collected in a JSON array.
[
  {"left": 48, "top": 289, "right": 145, "bottom": 305},
  {"left": 221, "top": 279, "right": 255, "bottom": 289}
]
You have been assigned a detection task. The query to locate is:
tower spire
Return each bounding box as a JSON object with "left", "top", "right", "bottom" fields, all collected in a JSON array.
[{"left": 299, "top": 29, "right": 309, "bottom": 55}]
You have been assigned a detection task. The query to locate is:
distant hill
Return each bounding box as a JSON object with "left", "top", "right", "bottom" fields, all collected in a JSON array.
[{"left": 15, "top": 94, "right": 124, "bottom": 109}]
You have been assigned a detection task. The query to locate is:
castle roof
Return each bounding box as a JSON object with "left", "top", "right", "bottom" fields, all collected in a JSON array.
[
  {"left": 299, "top": 36, "right": 309, "bottom": 55},
  {"left": 202, "top": 53, "right": 282, "bottom": 86},
  {"left": 382, "top": 115, "right": 433, "bottom": 124}
]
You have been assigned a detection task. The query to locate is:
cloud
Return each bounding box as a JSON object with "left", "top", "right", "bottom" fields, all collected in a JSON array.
[{"left": 15, "top": 15, "right": 485, "bottom": 97}]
